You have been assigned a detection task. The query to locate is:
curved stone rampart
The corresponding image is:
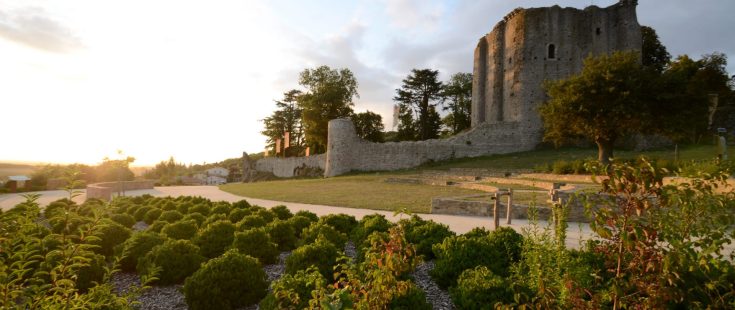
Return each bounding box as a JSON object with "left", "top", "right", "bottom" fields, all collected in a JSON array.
[{"left": 86, "top": 180, "right": 155, "bottom": 201}]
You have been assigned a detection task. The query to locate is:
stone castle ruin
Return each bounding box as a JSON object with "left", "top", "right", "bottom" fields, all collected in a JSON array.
[{"left": 253, "top": 0, "right": 642, "bottom": 178}]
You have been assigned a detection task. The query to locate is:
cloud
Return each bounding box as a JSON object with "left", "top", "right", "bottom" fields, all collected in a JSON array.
[
  {"left": 384, "top": 0, "right": 443, "bottom": 30},
  {"left": 0, "top": 7, "right": 82, "bottom": 53}
]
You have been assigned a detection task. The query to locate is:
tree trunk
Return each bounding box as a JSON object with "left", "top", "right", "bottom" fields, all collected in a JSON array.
[{"left": 596, "top": 136, "right": 615, "bottom": 166}]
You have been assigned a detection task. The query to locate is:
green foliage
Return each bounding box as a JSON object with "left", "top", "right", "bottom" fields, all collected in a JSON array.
[
  {"left": 119, "top": 232, "right": 166, "bottom": 272},
  {"left": 142, "top": 208, "right": 162, "bottom": 225},
  {"left": 182, "top": 212, "right": 206, "bottom": 227},
  {"left": 402, "top": 216, "right": 455, "bottom": 259},
  {"left": 228, "top": 208, "right": 251, "bottom": 223},
  {"left": 266, "top": 219, "right": 298, "bottom": 251},
  {"left": 232, "top": 228, "right": 280, "bottom": 265},
  {"left": 110, "top": 213, "right": 136, "bottom": 228},
  {"left": 255, "top": 209, "right": 275, "bottom": 223},
  {"left": 261, "top": 89, "right": 306, "bottom": 157},
  {"left": 161, "top": 220, "right": 198, "bottom": 240},
  {"left": 351, "top": 111, "right": 385, "bottom": 142},
  {"left": 352, "top": 214, "right": 393, "bottom": 246},
  {"left": 146, "top": 220, "right": 167, "bottom": 233},
  {"left": 641, "top": 25, "right": 671, "bottom": 73},
  {"left": 158, "top": 210, "right": 183, "bottom": 223},
  {"left": 394, "top": 68, "right": 444, "bottom": 140},
  {"left": 389, "top": 282, "right": 432, "bottom": 310},
  {"left": 237, "top": 214, "right": 267, "bottom": 231},
  {"left": 300, "top": 221, "right": 348, "bottom": 247},
  {"left": 441, "top": 72, "right": 473, "bottom": 135},
  {"left": 450, "top": 266, "right": 514, "bottom": 309},
  {"left": 188, "top": 204, "right": 210, "bottom": 216},
  {"left": 137, "top": 239, "right": 205, "bottom": 285},
  {"left": 183, "top": 250, "right": 268, "bottom": 310},
  {"left": 202, "top": 213, "right": 228, "bottom": 227},
  {"left": 210, "top": 203, "right": 232, "bottom": 216},
  {"left": 286, "top": 236, "right": 340, "bottom": 280},
  {"left": 320, "top": 213, "right": 358, "bottom": 235},
  {"left": 287, "top": 215, "right": 316, "bottom": 238},
  {"left": 88, "top": 219, "right": 132, "bottom": 257},
  {"left": 260, "top": 267, "right": 325, "bottom": 310},
  {"left": 270, "top": 205, "right": 293, "bottom": 220},
  {"left": 132, "top": 205, "right": 153, "bottom": 221},
  {"left": 195, "top": 220, "right": 236, "bottom": 259},
  {"left": 295, "top": 210, "right": 319, "bottom": 222}
]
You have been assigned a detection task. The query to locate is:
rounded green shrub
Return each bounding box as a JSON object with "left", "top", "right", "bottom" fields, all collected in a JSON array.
[
  {"left": 110, "top": 213, "right": 136, "bottom": 228},
  {"left": 158, "top": 210, "right": 184, "bottom": 223},
  {"left": 266, "top": 220, "right": 297, "bottom": 251},
  {"left": 147, "top": 220, "right": 168, "bottom": 233},
  {"left": 463, "top": 227, "right": 491, "bottom": 239},
  {"left": 89, "top": 220, "right": 132, "bottom": 257},
  {"left": 449, "top": 266, "right": 514, "bottom": 309},
  {"left": 228, "top": 208, "right": 251, "bottom": 223},
  {"left": 270, "top": 205, "right": 293, "bottom": 220},
  {"left": 177, "top": 202, "right": 193, "bottom": 214},
  {"left": 405, "top": 220, "right": 455, "bottom": 259},
  {"left": 389, "top": 282, "right": 432, "bottom": 310},
  {"left": 352, "top": 214, "right": 393, "bottom": 246},
  {"left": 188, "top": 204, "right": 210, "bottom": 216},
  {"left": 203, "top": 213, "right": 228, "bottom": 227},
  {"left": 195, "top": 220, "right": 236, "bottom": 259},
  {"left": 137, "top": 239, "right": 205, "bottom": 285},
  {"left": 320, "top": 213, "right": 357, "bottom": 235},
  {"left": 232, "top": 228, "right": 279, "bottom": 265},
  {"left": 236, "top": 215, "right": 267, "bottom": 231},
  {"left": 287, "top": 215, "right": 315, "bottom": 238},
  {"left": 183, "top": 250, "right": 268, "bottom": 310},
  {"left": 255, "top": 209, "right": 275, "bottom": 223},
  {"left": 294, "top": 210, "right": 318, "bottom": 222},
  {"left": 300, "top": 221, "right": 347, "bottom": 247},
  {"left": 182, "top": 212, "right": 206, "bottom": 227},
  {"left": 232, "top": 199, "right": 251, "bottom": 209},
  {"left": 285, "top": 237, "right": 340, "bottom": 280},
  {"left": 119, "top": 232, "right": 166, "bottom": 272},
  {"left": 210, "top": 203, "right": 232, "bottom": 216},
  {"left": 259, "top": 267, "right": 324, "bottom": 310},
  {"left": 133, "top": 206, "right": 154, "bottom": 221},
  {"left": 161, "top": 200, "right": 177, "bottom": 211},
  {"left": 162, "top": 220, "right": 199, "bottom": 240},
  {"left": 143, "top": 208, "right": 163, "bottom": 224},
  {"left": 75, "top": 252, "right": 107, "bottom": 293}
]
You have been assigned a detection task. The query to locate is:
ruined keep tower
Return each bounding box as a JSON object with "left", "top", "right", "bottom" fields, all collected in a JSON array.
[{"left": 471, "top": 0, "right": 642, "bottom": 144}]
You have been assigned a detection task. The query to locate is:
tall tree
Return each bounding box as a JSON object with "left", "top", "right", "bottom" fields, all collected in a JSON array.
[
  {"left": 641, "top": 26, "right": 671, "bottom": 73},
  {"left": 351, "top": 111, "right": 385, "bottom": 142},
  {"left": 261, "top": 90, "right": 304, "bottom": 157},
  {"left": 298, "top": 66, "right": 358, "bottom": 153},
  {"left": 540, "top": 51, "right": 656, "bottom": 165},
  {"left": 441, "top": 72, "right": 473, "bottom": 134},
  {"left": 395, "top": 104, "right": 418, "bottom": 141},
  {"left": 394, "top": 69, "right": 444, "bottom": 140}
]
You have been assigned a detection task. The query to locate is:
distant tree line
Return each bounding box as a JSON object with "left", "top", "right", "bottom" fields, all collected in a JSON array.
[{"left": 29, "top": 156, "right": 136, "bottom": 189}]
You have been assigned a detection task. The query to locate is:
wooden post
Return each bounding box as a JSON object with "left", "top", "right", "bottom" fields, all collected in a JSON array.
[
  {"left": 493, "top": 192, "right": 500, "bottom": 230},
  {"left": 506, "top": 189, "right": 513, "bottom": 224}
]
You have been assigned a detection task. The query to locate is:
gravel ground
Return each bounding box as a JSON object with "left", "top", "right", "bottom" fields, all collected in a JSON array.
[
  {"left": 411, "top": 260, "right": 454, "bottom": 310},
  {"left": 111, "top": 272, "right": 187, "bottom": 310},
  {"left": 264, "top": 251, "right": 290, "bottom": 282},
  {"left": 132, "top": 221, "right": 149, "bottom": 231},
  {"left": 344, "top": 241, "right": 357, "bottom": 259}
]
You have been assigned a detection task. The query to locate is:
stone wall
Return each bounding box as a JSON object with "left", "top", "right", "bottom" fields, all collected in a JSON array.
[
  {"left": 255, "top": 154, "right": 326, "bottom": 178},
  {"left": 86, "top": 180, "right": 155, "bottom": 201}
]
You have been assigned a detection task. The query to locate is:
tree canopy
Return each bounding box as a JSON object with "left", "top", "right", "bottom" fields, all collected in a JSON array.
[
  {"left": 394, "top": 69, "right": 444, "bottom": 140},
  {"left": 261, "top": 90, "right": 305, "bottom": 157},
  {"left": 641, "top": 26, "right": 671, "bottom": 73},
  {"left": 351, "top": 111, "right": 385, "bottom": 143},
  {"left": 441, "top": 72, "right": 473, "bottom": 135}
]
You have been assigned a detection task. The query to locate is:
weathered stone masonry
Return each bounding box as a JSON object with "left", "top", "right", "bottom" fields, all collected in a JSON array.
[{"left": 253, "top": 1, "right": 642, "bottom": 178}]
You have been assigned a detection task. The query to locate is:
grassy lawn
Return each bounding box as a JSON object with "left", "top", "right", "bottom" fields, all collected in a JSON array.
[
  {"left": 423, "top": 144, "right": 734, "bottom": 171},
  {"left": 220, "top": 173, "right": 484, "bottom": 213}
]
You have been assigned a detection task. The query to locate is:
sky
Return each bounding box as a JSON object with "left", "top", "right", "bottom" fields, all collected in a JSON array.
[{"left": 1, "top": 0, "right": 734, "bottom": 166}]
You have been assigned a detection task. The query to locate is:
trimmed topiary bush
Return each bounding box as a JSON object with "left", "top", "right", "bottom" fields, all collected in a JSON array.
[
  {"left": 294, "top": 210, "right": 318, "bottom": 222},
  {"left": 133, "top": 206, "right": 154, "bottom": 221},
  {"left": 162, "top": 220, "right": 199, "bottom": 240},
  {"left": 404, "top": 219, "right": 455, "bottom": 259},
  {"left": 184, "top": 250, "right": 268, "bottom": 310},
  {"left": 320, "top": 213, "right": 357, "bottom": 235},
  {"left": 147, "top": 220, "right": 167, "bottom": 233},
  {"left": 203, "top": 213, "right": 228, "bottom": 227},
  {"left": 285, "top": 237, "right": 340, "bottom": 280},
  {"left": 119, "top": 231, "right": 166, "bottom": 272},
  {"left": 143, "top": 208, "right": 163, "bottom": 224},
  {"left": 255, "top": 209, "right": 275, "bottom": 223},
  {"left": 137, "top": 239, "right": 205, "bottom": 285},
  {"left": 188, "top": 204, "right": 210, "bottom": 216},
  {"left": 195, "top": 220, "right": 236, "bottom": 259},
  {"left": 352, "top": 214, "right": 393, "bottom": 246},
  {"left": 228, "top": 208, "right": 251, "bottom": 223},
  {"left": 449, "top": 266, "right": 514, "bottom": 309},
  {"left": 75, "top": 252, "right": 107, "bottom": 293},
  {"left": 232, "top": 228, "right": 279, "bottom": 265},
  {"left": 232, "top": 199, "right": 251, "bottom": 209},
  {"left": 287, "top": 215, "right": 315, "bottom": 238},
  {"left": 88, "top": 220, "right": 132, "bottom": 257},
  {"left": 182, "top": 212, "right": 206, "bottom": 227},
  {"left": 160, "top": 200, "right": 177, "bottom": 211},
  {"left": 158, "top": 210, "right": 184, "bottom": 223},
  {"left": 299, "top": 221, "right": 348, "bottom": 247},
  {"left": 210, "top": 203, "right": 232, "bottom": 216},
  {"left": 270, "top": 205, "right": 293, "bottom": 220},
  {"left": 110, "top": 213, "right": 136, "bottom": 228},
  {"left": 266, "top": 220, "right": 297, "bottom": 251},
  {"left": 389, "top": 282, "right": 433, "bottom": 310},
  {"left": 237, "top": 215, "right": 267, "bottom": 231},
  {"left": 259, "top": 267, "right": 325, "bottom": 310},
  {"left": 177, "top": 202, "right": 193, "bottom": 214}
]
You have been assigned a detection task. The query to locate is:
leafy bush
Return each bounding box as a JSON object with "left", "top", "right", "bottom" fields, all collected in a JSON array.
[
  {"left": 146, "top": 220, "right": 167, "bottom": 233},
  {"left": 260, "top": 267, "right": 324, "bottom": 310},
  {"left": 74, "top": 253, "right": 107, "bottom": 293},
  {"left": 137, "top": 239, "right": 205, "bottom": 285},
  {"left": 158, "top": 210, "right": 183, "bottom": 223},
  {"left": 177, "top": 202, "right": 193, "bottom": 214},
  {"left": 132, "top": 205, "right": 154, "bottom": 221},
  {"left": 110, "top": 213, "right": 136, "bottom": 228},
  {"left": 143, "top": 208, "right": 163, "bottom": 224},
  {"left": 182, "top": 212, "right": 206, "bottom": 227},
  {"left": 188, "top": 204, "right": 210, "bottom": 216},
  {"left": 266, "top": 220, "right": 297, "bottom": 251},
  {"left": 287, "top": 215, "right": 316, "bottom": 238},
  {"left": 202, "top": 213, "right": 228, "bottom": 227},
  {"left": 450, "top": 266, "right": 514, "bottom": 309},
  {"left": 389, "top": 282, "right": 432, "bottom": 310},
  {"left": 160, "top": 200, "right": 177, "bottom": 211},
  {"left": 299, "top": 221, "right": 348, "bottom": 247},
  {"left": 232, "top": 228, "right": 280, "bottom": 265},
  {"left": 161, "top": 220, "right": 199, "bottom": 240},
  {"left": 270, "top": 205, "right": 293, "bottom": 220},
  {"left": 210, "top": 203, "right": 232, "bottom": 216},
  {"left": 236, "top": 215, "right": 267, "bottom": 231},
  {"left": 228, "top": 208, "right": 251, "bottom": 223},
  {"left": 183, "top": 250, "right": 268, "bottom": 310},
  {"left": 352, "top": 214, "right": 393, "bottom": 246},
  {"left": 320, "top": 213, "right": 357, "bottom": 235},
  {"left": 119, "top": 231, "right": 166, "bottom": 272},
  {"left": 88, "top": 219, "right": 132, "bottom": 257},
  {"left": 195, "top": 220, "right": 236, "bottom": 259},
  {"left": 255, "top": 209, "right": 275, "bottom": 223},
  {"left": 232, "top": 199, "right": 251, "bottom": 209},
  {"left": 404, "top": 219, "right": 455, "bottom": 259},
  {"left": 285, "top": 237, "right": 340, "bottom": 280},
  {"left": 294, "top": 210, "right": 318, "bottom": 222}
]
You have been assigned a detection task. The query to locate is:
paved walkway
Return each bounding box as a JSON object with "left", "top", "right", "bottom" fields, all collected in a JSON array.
[{"left": 0, "top": 186, "right": 594, "bottom": 248}]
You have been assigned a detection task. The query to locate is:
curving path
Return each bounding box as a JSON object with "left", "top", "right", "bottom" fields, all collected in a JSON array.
[{"left": 1, "top": 186, "right": 596, "bottom": 248}]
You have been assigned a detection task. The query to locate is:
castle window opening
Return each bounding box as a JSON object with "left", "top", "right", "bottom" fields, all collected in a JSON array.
[
  {"left": 547, "top": 44, "right": 556, "bottom": 59},
  {"left": 596, "top": 27, "right": 601, "bottom": 35}
]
